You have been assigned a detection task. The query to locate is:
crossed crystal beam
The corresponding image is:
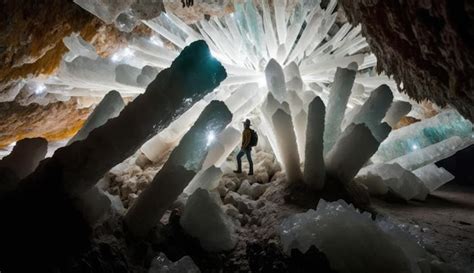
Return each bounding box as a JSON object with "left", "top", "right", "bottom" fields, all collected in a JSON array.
[{"left": 45, "top": 0, "right": 410, "bottom": 109}]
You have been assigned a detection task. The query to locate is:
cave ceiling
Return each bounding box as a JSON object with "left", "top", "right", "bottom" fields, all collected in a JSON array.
[
  {"left": 341, "top": 0, "right": 474, "bottom": 122},
  {"left": 0, "top": 0, "right": 472, "bottom": 148}
]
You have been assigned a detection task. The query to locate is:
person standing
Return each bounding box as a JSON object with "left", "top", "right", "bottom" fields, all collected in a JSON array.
[{"left": 234, "top": 119, "right": 254, "bottom": 175}]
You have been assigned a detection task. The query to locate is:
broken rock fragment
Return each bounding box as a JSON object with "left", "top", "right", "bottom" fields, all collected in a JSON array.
[
  {"left": 180, "top": 189, "right": 237, "bottom": 252},
  {"left": 0, "top": 137, "right": 47, "bottom": 180},
  {"left": 148, "top": 253, "right": 200, "bottom": 273}
]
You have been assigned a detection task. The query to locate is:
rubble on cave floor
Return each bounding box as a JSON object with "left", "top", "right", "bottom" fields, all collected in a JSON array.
[
  {"left": 89, "top": 146, "right": 471, "bottom": 273},
  {"left": 1, "top": 1, "right": 473, "bottom": 270}
]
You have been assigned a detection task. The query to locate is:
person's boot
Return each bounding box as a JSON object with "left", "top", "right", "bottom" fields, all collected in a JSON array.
[
  {"left": 248, "top": 167, "right": 254, "bottom": 176},
  {"left": 235, "top": 158, "right": 242, "bottom": 174}
]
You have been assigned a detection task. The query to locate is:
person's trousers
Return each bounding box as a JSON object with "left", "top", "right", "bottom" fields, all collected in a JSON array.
[{"left": 236, "top": 148, "right": 253, "bottom": 173}]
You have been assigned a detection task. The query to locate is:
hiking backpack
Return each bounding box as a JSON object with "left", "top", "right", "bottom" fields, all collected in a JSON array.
[{"left": 249, "top": 129, "right": 258, "bottom": 147}]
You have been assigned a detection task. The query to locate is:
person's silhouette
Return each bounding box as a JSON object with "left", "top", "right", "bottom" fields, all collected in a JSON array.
[{"left": 234, "top": 119, "right": 254, "bottom": 175}]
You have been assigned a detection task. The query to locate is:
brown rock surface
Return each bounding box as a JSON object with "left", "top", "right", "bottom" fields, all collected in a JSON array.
[
  {"left": 0, "top": 1, "right": 129, "bottom": 145},
  {"left": 0, "top": 1, "right": 92, "bottom": 86},
  {"left": 341, "top": 0, "right": 474, "bottom": 121},
  {"left": 0, "top": 0, "right": 126, "bottom": 94},
  {"left": 0, "top": 100, "right": 91, "bottom": 148},
  {"left": 164, "top": 1, "right": 235, "bottom": 24}
]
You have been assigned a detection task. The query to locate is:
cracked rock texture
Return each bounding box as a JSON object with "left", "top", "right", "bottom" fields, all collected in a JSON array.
[
  {"left": 0, "top": 0, "right": 126, "bottom": 93},
  {"left": 0, "top": 0, "right": 231, "bottom": 94},
  {"left": 164, "top": 0, "right": 234, "bottom": 24},
  {"left": 341, "top": 0, "right": 474, "bottom": 121},
  {"left": 0, "top": 99, "right": 91, "bottom": 147}
]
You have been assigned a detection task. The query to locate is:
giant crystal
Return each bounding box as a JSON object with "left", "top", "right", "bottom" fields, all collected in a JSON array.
[
  {"left": 140, "top": 87, "right": 236, "bottom": 163},
  {"left": 184, "top": 166, "right": 223, "bottom": 195},
  {"left": 63, "top": 33, "right": 99, "bottom": 62},
  {"left": 355, "top": 163, "right": 429, "bottom": 200},
  {"left": 141, "top": 100, "right": 208, "bottom": 162},
  {"left": 59, "top": 0, "right": 383, "bottom": 116},
  {"left": 75, "top": 186, "right": 125, "bottom": 225},
  {"left": 223, "top": 84, "right": 256, "bottom": 112},
  {"left": 387, "top": 136, "right": 474, "bottom": 171},
  {"left": 284, "top": 62, "right": 304, "bottom": 93},
  {"left": 180, "top": 188, "right": 237, "bottom": 252},
  {"left": 373, "top": 109, "right": 473, "bottom": 163},
  {"left": 260, "top": 93, "right": 284, "bottom": 163},
  {"left": 325, "top": 123, "right": 380, "bottom": 184},
  {"left": 0, "top": 138, "right": 47, "bottom": 180},
  {"left": 304, "top": 97, "right": 326, "bottom": 189},
  {"left": 261, "top": 0, "right": 278, "bottom": 58},
  {"left": 56, "top": 55, "right": 145, "bottom": 96},
  {"left": 125, "top": 101, "right": 232, "bottom": 237},
  {"left": 262, "top": 92, "right": 281, "bottom": 119},
  {"left": 68, "top": 90, "right": 125, "bottom": 145},
  {"left": 384, "top": 100, "right": 412, "bottom": 128},
  {"left": 345, "top": 84, "right": 394, "bottom": 140},
  {"left": 74, "top": 0, "right": 133, "bottom": 24},
  {"left": 293, "top": 110, "right": 307, "bottom": 162},
  {"left": 287, "top": 91, "right": 306, "bottom": 159},
  {"left": 412, "top": 164, "right": 454, "bottom": 192},
  {"left": 21, "top": 40, "right": 227, "bottom": 197},
  {"left": 65, "top": 90, "right": 126, "bottom": 222},
  {"left": 279, "top": 200, "right": 431, "bottom": 273},
  {"left": 323, "top": 65, "right": 357, "bottom": 154},
  {"left": 74, "top": 0, "right": 164, "bottom": 25},
  {"left": 265, "top": 59, "right": 287, "bottom": 102},
  {"left": 272, "top": 109, "right": 303, "bottom": 183},
  {"left": 201, "top": 126, "right": 241, "bottom": 169}
]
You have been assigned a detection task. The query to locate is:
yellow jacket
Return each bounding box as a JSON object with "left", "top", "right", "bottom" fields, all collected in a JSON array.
[{"left": 242, "top": 128, "right": 251, "bottom": 149}]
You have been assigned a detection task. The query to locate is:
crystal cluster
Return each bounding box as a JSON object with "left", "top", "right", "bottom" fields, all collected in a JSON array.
[
  {"left": 356, "top": 110, "right": 473, "bottom": 200},
  {"left": 51, "top": 0, "right": 472, "bottom": 200},
  {"left": 373, "top": 110, "right": 472, "bottom": 163},
  {"left": 279, "top": 200, "right": 432, "bottom": 273},
  {"left": 125, "top": 101, "right": 232, "bottom": 237},
  {"left": 2, "top": 0, "right": 472, "bottom": 253},
  {"left": 24, "top": 0, "right": 413, "bottom": 110},
  {"left": 148, "top": 253, "right": 200, "bottom": 273}
]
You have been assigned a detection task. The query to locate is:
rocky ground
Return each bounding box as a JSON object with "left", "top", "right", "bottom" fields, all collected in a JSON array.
[
  {"left": 88, "top": 146, "right": 473, "bottom": 273},
  {"left": 373, "top": 183, "right": 474, "bottom": 272}
]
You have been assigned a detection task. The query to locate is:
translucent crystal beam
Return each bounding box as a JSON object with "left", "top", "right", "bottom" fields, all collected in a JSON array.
[
  {"left": 57, "top": 0, "right": 405, "bottom": 110},
  {"left": 63, "top": 1, "right": 457, "bottom": 196}
]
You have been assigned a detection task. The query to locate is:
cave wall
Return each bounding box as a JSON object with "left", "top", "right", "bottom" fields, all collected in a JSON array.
[
  {"left": 0, "top": 0, "right": 127, "bottom": 147},
  {"left": 341, "top": 0, "right": 474, "bottom": 121},
  {"left": 0, "top": 0, "right": 230, "bottom": 92},
  {"left": 0, "top": 100, "right": 90, "bottom": 147},
  {"left": 0, "top": 0, "right": 129, "bottom": 90},
  {"left": 1, "top": 0, "right": 473, "bottom": 148},
  {"left": 2, "top": 0, "right": 92, "bottom": 89}
]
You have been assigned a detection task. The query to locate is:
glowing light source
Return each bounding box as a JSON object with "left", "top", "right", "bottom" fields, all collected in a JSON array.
[
  {"left": 150, "top": 35, "right": 163, "bottom": 46},
  {"left": 207, "top": 131, "right": 216, "bottom": 146},
  {"left": 411, "top": 144, "right": 419, "bottom": 150},
  {"left": 35, "top": 84, "right": 46, "bottom": 95},
  {"left": 209, "top": 50, "right": 229, "bottom": 63},
  {"left": 209, "top": 50, "right": 218, "bottom": 59},
  {"left": 111, "top": 47, "right": 135, "bottom": 62},
  {"left": 111, "top": 53, "right": 121, "bottom": 62}
]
